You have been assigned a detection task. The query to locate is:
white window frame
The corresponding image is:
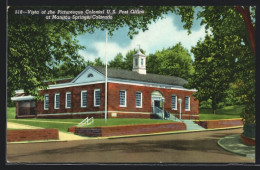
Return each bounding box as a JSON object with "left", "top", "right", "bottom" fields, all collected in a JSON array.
[
  {"left": 136, "top": 91, "right": 142, "bottom": 108},
  {"left": 185, "top": 96, "right": 190, "bottom": 111},
  {"left": 171, "top": 95, "right": 177, "bottom": 110},
  {"left": 65, "top": 92, "right": 71, "bottom": 109},
  {"left": 54, "top": 93, "right": 60, "bottom": 109},
  {"left": 94, "top": 89, "right": 100, "bottom": 107},
  {"left": 44, "top": 94, "right": 49, "bottom": 110},
  {"left": 135, "top": 58, "right": 138, "bottom": 66},
  {"left": 119, "top": 90, "right": 127, "bottom": 107},
  {"left": 81, "top": 90, "right": 87, "bottom": 108}
]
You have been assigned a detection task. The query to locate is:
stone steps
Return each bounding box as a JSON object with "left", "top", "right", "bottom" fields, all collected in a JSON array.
[{"left": 182, "top": 120, "right": 205, "bottom": 131}]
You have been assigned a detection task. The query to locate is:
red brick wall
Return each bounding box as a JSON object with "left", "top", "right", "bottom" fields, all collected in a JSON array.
[
  {"left": 73, "top": 122, "right": 186, "bottom": 137},
  {"left": 108, "top": 83, "right": 199, "bottom": 116},
  {"left": 35, "top": 83, "right": 105, "bottom": 115},
  {"left": 194, "top": 119, "right": 243, "bottom": 129},
  {"left": 34, "top": 82, "right": 199, "bottom": 118},
  {"left": 7, "top": 129, "right": 59, "bottom": 142}
]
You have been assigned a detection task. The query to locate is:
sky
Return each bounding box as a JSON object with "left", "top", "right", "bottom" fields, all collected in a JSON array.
[{"left": 77, "top": 10, "right": 207, "bottom": 63}]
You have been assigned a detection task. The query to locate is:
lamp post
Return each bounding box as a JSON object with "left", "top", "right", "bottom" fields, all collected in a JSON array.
[
  {"left": 162, "top": 97, "right": 165, "bottom": 120},
  {"left": 178, "top": 98, "right": 182, "bottom": 120}
]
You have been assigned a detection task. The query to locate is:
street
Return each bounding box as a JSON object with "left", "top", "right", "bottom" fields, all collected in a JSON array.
[{"left": 7, "top": 128, "right": 254, "bottom": 163}]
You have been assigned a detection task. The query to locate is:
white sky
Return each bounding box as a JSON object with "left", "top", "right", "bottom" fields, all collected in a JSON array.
[{"left": 77, "top": 12, "right": 207, "bottom": 62}]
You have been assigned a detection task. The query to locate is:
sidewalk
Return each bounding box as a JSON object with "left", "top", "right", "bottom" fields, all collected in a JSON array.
[{"left": 218, "top": 134, "right": 255, "bottom": 159}]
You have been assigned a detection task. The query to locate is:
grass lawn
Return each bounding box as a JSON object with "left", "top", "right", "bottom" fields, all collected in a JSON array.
[
  {"left": 7, "top": 105, "right": 243, "bottom": 132},
  {"left": 199, "top": 105, "right": 244, "bottom": 120},
  {"left": 7, "top": 107, "right": 173, "bottom": 132}
]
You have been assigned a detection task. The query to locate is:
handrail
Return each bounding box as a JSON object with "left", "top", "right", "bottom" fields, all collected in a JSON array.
[{"left": 77, "top": 117, "right": 94, "bottom": 127}]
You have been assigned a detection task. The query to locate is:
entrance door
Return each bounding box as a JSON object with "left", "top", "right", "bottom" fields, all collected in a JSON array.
[{"left": 154, "top": 100, "right": 161, "bottom": 109}]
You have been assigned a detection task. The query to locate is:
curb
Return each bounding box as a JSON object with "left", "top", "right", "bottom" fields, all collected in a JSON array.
[
  {"left": 217, "top": 134, "right": 246, "bottom": 157},
  {"left": 217, "top": 134, "right": 255, "bottom": 158},
  {"left": 103, "top": 126, "right": 243, "bottom": 139}
]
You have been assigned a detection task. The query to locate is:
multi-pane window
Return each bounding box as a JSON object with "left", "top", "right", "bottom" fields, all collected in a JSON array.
[
  {"left": 136, "top": 92, "right": 142, "bottom": 108},
  {"left": 135, "top": 58, "right": 138, "bottom": 66},
  {"left": 81, "top": 90, "right": 87, "bottom": 107},
  {"left": 171, "top": 95, "right": 177, "bottom": 110},
  {"left": 66, "top": 92, "right": 71, "bottom": 108},
  {"left": 54, "top": 93, "right": 60, "bottom": 109},
  {"left": 141, "top": 58, "right": 144, "bottom": 66},
  {"left": 44, "top": 94, "right": 49, "bottom": 110},
  {"left": 185, "top": 96, "right": 190, "bottom": 111},
  {"left": 120, "top": 90, "right": 126, "bottom": 107},
  {"left": 94, "top": 89, "right": 100, "bottom": 107}
]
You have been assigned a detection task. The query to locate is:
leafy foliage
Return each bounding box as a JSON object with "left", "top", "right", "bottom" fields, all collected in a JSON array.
[
  {"left": 147, "top": 43, "right": 193, "bottom": 80},
  {"left": 8, "top": 6, "right": 176, "bottom": 100}
]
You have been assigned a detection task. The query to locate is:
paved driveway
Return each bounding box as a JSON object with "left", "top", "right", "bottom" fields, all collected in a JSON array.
[{"left": 7, "top": 128, "right": 254, "bottom": 163}]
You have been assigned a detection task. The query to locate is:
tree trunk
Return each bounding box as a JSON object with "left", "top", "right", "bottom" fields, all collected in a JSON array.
[
  {"left": 235, "top": 6, "right": 255, "bottom": 56},
  {"left": 212, "top": 101, "right": 217, "bottom": 114}
]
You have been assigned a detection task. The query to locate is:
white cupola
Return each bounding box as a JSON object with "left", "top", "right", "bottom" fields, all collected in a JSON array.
[{"left": 132, "top": 49, "right": 146, "bottom": 74}]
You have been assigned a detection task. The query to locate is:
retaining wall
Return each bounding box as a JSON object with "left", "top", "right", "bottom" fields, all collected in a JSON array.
[
  {"left": 7, "top": 129, "right": 59, "bottom": 142},
  {"left": 70, "top": 122, "right": 186, "bottom": 137},
  {"left": 194, "top": 119, "right": 243, "bottom": 129}
]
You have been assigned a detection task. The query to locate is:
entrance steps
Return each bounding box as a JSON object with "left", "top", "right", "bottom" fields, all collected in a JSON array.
[
  {"left": 167, "top": 113, "right": 205, "bottom": 131},
  {"left": 182, "top": 120, "right": 205, "bottom": 131}
]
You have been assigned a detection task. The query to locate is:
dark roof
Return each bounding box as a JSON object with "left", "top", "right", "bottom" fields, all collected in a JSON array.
[
  {"left": 45, "top": 78, "right": 74, "bottom": 85},
  {"left": 92, "top": 66, "right": 188, "bottom": 86}
]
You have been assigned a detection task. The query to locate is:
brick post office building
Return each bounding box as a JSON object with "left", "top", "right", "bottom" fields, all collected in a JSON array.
[{"left": 12, "top": 50, "right": 199, "bottom": 119}]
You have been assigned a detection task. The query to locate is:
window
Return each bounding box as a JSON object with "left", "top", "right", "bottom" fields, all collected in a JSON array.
[
  {"left": 185, "top": 96, "right": 190, "bottom": 111},
  {"left": 54, "top": 93, "right": 60, "bottom": 109},
  {"left": 171, "top": 95, "right": 177, "bottom": 110},
  {"left": 141, "top": 58, "right": 144, "bottom": 66},
  {"left": 88, "top": 73, "right": 93, "bottom": 78},
  {"left": 120, "top": 90, "right": 127, "bottom": 107},
  {"left": 94, "top": 89, "right": 100, "bottom": 107},
  {"left": 81, "top": 90, "right": 87, "bottom": 108},
  {"left": 65, "top": 92, "right": 71, "bottom": 108},
  {"left": 44, "top": 94, "right": 49, "bottom": 110},
  {"left": 135, "top": 58, "right": 138, "bottom": 66},
  {"left": 136, "top": 92, "right": 142, "bottom": 108}
]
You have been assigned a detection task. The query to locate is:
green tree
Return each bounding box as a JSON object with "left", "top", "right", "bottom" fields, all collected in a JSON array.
[
  {"left": 194, "top": 6, "right": 255, "bottom": 121},
  {"left": 146, "top": 54, "right": 160, "bottom": 74},
  {"left": 187, "top": 35, "right": 240, "bottom": 114},
  {"left": 108, "top": 53, "right": 124, "bottom": 69},
  {"left": 93, "top": 57, "right": 105, "bottom": 66},
  {"left": 148, "top": 43, "right": 193, "bottom": 79},
  {"left": 8, "top": 6, "right": 175, "bottom": 100},
  {"left": 52, "top": 61, "right": 87, "bottom": 79}
]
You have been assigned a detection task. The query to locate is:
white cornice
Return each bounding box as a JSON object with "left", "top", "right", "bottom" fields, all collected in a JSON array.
[{"left": 11, "top": 96, "right": 34, "bottom": 101}]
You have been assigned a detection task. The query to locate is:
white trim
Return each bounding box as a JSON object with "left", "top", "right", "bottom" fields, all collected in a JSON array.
[
  {"left": 136, "top": 91, "right": 142, "bottom": 108},
  {"left": 108, "top": 111, "right": 150, "bottom": 114},
  {"left": 15, "top": 90, "right": 24, "bottom": 94},
  {"left": 81, "top": 90, "right": 87, "bottom": 108},
  {"left": 44, "top": 77, "right": 197, "bottom": 92},
  {"left": 54, "top": 93, "right": 60, "bottom": 109},
  {"left": 108, "top": 79, "right": 197, "bottom": 92},
  {"left": 37, "top": 110, "right": 151, "bottom": 117},
  {"left": 65, "top": 92, "right": 71, "bottom": 109},
  {"left": 171, "top": 94, "right": 177, "bottom": 110},
  {"left": 44, "top": 94, "right": 49, "bottom": 110},
  {"left": 185, "top": 96, "right": 191, "bottom": 111},
  {"left": 48, "top": 81, "right": 105, "bottom": 89},
  {"left": 94, "top": 89, "right": 101, "bottom": 107},
  {"left": 11, "top": 96, "right": 34, "bottom": 101},
  {"left": 119, "top": 90, "right": 127, "bottom": 107}
]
